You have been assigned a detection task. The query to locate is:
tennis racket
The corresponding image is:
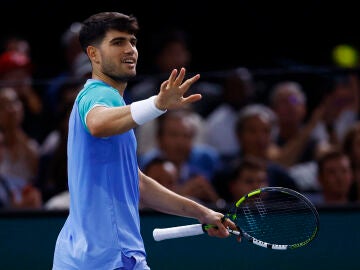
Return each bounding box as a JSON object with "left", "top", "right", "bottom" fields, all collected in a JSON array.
[{"left": 153, "top": 186, "right": 319, "bottom": 250}]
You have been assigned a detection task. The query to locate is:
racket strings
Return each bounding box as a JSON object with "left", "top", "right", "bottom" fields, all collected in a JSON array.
[{"left": 235, "top": 192, "right": 318, "bottom": 245}]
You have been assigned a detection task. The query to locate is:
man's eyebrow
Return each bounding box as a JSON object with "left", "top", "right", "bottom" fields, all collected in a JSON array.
[
  {"left": 110, "top": 36, "right": 137, "bottom": 43},
  {"left": 110, "top": 37, "right": 127, "bottom": 42}
]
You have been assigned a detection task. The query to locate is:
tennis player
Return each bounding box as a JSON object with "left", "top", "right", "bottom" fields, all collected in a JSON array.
[{"left": 52, "top": 11, "right": 238, "bottom": 270}]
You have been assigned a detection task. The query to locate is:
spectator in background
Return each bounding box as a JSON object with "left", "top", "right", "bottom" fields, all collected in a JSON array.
[
  {"left": 268, "top": 79, "right": 360, "bottom": 194},
  {"left": 128, "top": 28, "right": 193, "bottom": 104},
  {"left": 38, "top": 54, "right": 91, "bottom": 203},
  {"left": 0, "top": 49, "right": 47, "bottom": 142},
  {"left": 39, "top": 27, "right": 92, "bottom": 206},
  {"left": 142, "top": 157, "right": 222, "bottom": 207},
  {"left": 129, "top": 28, "right": 222, "bottom": 155},
  {"left": 1, "top": 35, "right": 31, "bottom": 56},
  {"left": 0, "top": 174, "right": 42, "bottom": 209},
  {"left": 203, "top": 67, "right": 256, "bottom": 163},
  {"left": 218, "top": 156, "right": 269, "bottom": 203},
  {"left": 230, "top": 104, "right": 298, "bottom": 190},
  {"left": 269, "top": 80, "right": 324, "bottom": 166},
  {"left": 143, "top": 157, "right": 178, "bottom": 191},
  {"left": 0, "top": 87, "right": 40, "bottom": 183},
  {"left": 41, "top": 100, "right": 74, "bottom": 210},
  {"left": 311, "top": 73, "right": 359, "bottom": 148},
  {"left": 129, "top": 28, "right": 222, "bottom": 110},
  {"left": 310, "top": 147, "right": 353, "bottom": 205},
  {"left": 342, "top": 121, "right": 360, "bottom": 202},
  {"left": 267, "top": 80, "right": 325, "bottom": 193},
  {"left": 139, "top": 109, "right": 224, "bottom": 206},
  {"left": 44, "top": 22, "right": 87, "bottom": 118},
  {"left": 0, "top": 89, "right": 42, "bottom": 209},
  {"left": 37, "top": 101, "right": 72, "bottom": 203}
]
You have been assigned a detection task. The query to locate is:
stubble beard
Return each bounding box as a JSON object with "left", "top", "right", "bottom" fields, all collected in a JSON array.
[
  {"left": 107, "top": 72, "right": 136, "bottom": 83},
  {"left": 102, "top": 62, "right": 137, "bottom": 83}
]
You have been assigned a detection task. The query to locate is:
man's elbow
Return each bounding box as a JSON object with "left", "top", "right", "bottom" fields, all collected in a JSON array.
[{"left": 87, "top": 120, "right": 105, "bottom": 137}]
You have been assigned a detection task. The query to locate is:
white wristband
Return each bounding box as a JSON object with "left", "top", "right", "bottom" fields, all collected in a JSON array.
[{"left": 130, "top": 95, "right": 167, "bottom": 125}]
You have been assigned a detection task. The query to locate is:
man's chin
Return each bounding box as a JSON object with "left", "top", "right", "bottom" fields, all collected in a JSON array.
[{"left": 112, "top": 73, "right": 136, "bottom": 83}]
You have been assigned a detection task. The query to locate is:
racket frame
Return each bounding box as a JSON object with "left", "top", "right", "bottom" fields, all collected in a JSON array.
[{"left": 227, "top": 186, "right": 320, "bottom": 250}]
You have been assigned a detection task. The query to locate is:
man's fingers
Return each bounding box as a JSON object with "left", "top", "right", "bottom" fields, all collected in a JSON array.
[
  {"left": 173, "top": 68, "right": 186, "bottom": 85},
  {"left": 182, "top": 94, "right": 202, "bottom": 104},
  {"left": 167, "top": 69, "right": 178, "bottom": 86},
  {"left": 168, "top": 68, "right": 185, "bottom": 86},
  {"left": 180, "top": 74, "right": 200, "bottom": 90},
  {"left": 166, "top": 68, "right": 199, "bottom": 91},
  {"left": 207, "top": 226, "right": 229, "bottom": 237}
]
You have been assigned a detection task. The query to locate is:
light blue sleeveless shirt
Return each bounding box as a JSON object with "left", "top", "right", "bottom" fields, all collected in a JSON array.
[{"left": 53, "top": 79, "right": 146, "bottom": 270}]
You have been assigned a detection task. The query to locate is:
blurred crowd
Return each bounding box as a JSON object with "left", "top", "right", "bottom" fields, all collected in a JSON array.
[{"left": 1, "top": 23, "right": 360, "bottom": 211}]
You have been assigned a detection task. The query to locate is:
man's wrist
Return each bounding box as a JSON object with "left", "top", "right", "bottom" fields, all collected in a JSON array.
[
  {"left": 154, "top": 95, "right": 167, "bottom": 111},
  {"left": 130, "top": 95, "right": 167, "bottom": 125}
]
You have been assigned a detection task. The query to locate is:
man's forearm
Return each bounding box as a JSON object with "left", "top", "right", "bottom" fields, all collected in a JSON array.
[{"left": 139, "top": 170, "right": 211, "bottom": 222}]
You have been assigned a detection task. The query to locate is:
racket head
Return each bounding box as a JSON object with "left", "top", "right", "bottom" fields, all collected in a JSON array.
[{"left": 226, "top": 186, "right": 319, "bottom": 250}]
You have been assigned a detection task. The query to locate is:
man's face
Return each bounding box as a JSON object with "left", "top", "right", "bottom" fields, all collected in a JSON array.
[
  {"left": 319, "top": 156, "right": 353, "bottom": 197},
  {"left": 273, "top": 91, "right": 306, "bottom": 125},
  {"left": 239, "top": 116, "right": 272, "bottom": 158},
  {"left": 0, "top": 87, "right": 24, "bottom": 128},
  {"left": 230, "top": 168, "right": 268, "bottom": 200},
  {"left": 94, "top": 30, "right": 138, "bottom": 82},
  {"left": 159, "top": 116, "right": 195, "bottom": 164}
]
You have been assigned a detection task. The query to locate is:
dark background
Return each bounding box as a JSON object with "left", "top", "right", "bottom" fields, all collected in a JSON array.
[{"left": 1, "top": 0, "right": 360, "bottom": 78}]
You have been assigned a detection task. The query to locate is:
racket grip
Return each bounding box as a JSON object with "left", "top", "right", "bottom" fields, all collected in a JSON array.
[{"left": 153, "top": 224, "right": 205, "bottom": 241}]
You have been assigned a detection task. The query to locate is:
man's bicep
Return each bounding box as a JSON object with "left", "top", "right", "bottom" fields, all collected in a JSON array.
[{"left": 85, "top": 105, "right": 108, "bottom": 129}]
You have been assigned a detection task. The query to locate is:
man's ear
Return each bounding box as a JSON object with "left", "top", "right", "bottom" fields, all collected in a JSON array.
[{"left": 87, "top": 46, "right": 99, "bottom": 64}]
